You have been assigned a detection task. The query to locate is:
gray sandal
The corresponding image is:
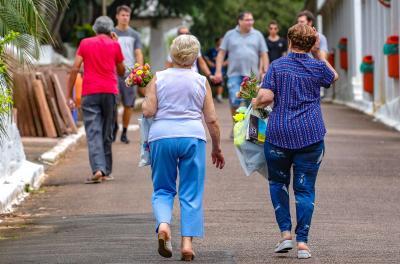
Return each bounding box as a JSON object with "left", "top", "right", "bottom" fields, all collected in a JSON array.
[{"left": 274, "top": 239, "right": 294, "bottom": 253}]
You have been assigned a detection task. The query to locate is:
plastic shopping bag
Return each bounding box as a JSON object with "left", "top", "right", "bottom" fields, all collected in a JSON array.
[
  {"left": 234, "top": 140, "right": 268, "bottom": 178},
  {"left": 138, "top": 116, "right": 153, "bottom": 167},
  {"left": 233, "top": 105, "right": 269, "bottom": 178}
]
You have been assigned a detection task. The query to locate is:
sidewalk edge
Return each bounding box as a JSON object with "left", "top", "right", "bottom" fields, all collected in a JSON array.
[{"left": 39, "top": 126, "right": 86, "bottom": 165}]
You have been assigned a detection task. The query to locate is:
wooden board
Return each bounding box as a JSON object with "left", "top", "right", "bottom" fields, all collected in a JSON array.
[
  {"left": 37, "top": 72, "right": 66, "bottom": 136},
  {"left": 49, "top": 97, "right": 65, "bottom": 137},
  {"left": 51, "top": 66, "right": 71, "bottom": 97},
  {"left": 12, "top": 72, "right": 36, "bottom": 136},
  {"left": 25, "top": 74, "right": 44, "bottom": 137},
  {"left": 51, "top": 73, "right": 77, "bottom": 134},
  {"left": 32, "top": 79, "right": 57, "bottom": 138}
]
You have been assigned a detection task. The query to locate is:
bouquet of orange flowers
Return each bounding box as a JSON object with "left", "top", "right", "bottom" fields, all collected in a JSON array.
[
  {"left": 236, "top": 72, "right": 260, "bottom": 100},
  {"left": 125, "top": 63, "right": 153, "bottom": 88}
]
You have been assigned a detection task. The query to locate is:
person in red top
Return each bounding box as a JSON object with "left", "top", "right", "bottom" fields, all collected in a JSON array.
[{"left": 67, "top": 16, "right": 125, "bottom": 184}]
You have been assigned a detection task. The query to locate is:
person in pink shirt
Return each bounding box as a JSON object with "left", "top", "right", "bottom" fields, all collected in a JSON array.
[{"left": 67, "top": 16, "right": 125, "bottom": 184}]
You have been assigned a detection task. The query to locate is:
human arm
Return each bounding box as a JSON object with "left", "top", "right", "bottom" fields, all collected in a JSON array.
[
  {"left": 116, "top": 62, "right": 125, "bottom": 77},
  {"left": 142, "top": 76, "right": 158, "bottom": 117},
  {"left": 259, "top": 52, "right": 269, "bottom": 79},
  {"left": 135, "top": 49, "right": 144, "bottom": 65},
  {"left": 198, "top": 55, "right": 212, "bottom": 78},
  {"left": 214, "top": 49, "right": 226, "bottom": 83},
  {"left": 252, "top": 88, "right": 274, "bottom": 109},
  {"left": 66, "top": 55, "right": 83, "bottom": 109},
  {"left": 203, "top": 80, "right": 225, "bottom": 169},
  {"left": 311, "top": 35, "right": 338, "bottom": 82},
  {"left": 258, "top": 33, "right": 269, "bottom": 79},
  {"left": 204, "top": 56, "right": 215, "bottom": 68}
]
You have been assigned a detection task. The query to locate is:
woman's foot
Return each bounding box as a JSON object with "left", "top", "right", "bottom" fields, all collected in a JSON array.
[
  {"left": 181, "top": 236, "right": 195, "bottom": 261},
  {"left": 157, "top": 223, "right": 172, "bottom": 258},
  {"left": 297, "top": 242, "right": 311, "bottom": 259},
  {"left": 274, "top": 231, "right": 293, "bottom": 253}
]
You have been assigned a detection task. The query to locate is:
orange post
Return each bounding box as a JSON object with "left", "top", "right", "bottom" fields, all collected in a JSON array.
[
  {"left": 363, "top": 73, "right": 374, "bottom": 94},
  {"left": 360, "top": 55, "right": 374, "bottom": 94},
  {"left": 74, "top": 73, "right": 83, "bottom": 108},
  {"left": 384, "top": 35, "right": 399, "bottom": 79},
  {"left": 387, "top": 54, "right": 399, "bottom": 78}
]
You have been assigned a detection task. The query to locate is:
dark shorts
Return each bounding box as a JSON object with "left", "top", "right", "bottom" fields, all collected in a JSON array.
[{"left": 118, "top": 73, "right": 136, "bottom": 107}]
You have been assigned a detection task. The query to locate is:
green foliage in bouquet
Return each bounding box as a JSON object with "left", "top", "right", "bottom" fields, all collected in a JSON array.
[{"left": 237, "top": 72, "right": 260, "bottom": 100}]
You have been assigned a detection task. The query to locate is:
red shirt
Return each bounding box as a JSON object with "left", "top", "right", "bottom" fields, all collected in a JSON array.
[{"left": 77, "top": 35, "right": 124, "bottom": 96}]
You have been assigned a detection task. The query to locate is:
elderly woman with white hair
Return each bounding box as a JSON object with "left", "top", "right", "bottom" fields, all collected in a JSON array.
[
  {"left": 142, "top": 35, "right": 225, "bottom": 261},
  {"left": 67, "top": 16, "right": 125, "bottom": 183}
]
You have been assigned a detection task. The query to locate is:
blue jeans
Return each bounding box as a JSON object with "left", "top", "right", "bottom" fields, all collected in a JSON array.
[
  {"left": 227, "top": 76, "right": 244, "bottom": 108},
  {"left": 264, "top": 141, "right": 325, "bottom": 243},
  {"left": 150, "top": 138, "right": 206, "bottom": 237}
]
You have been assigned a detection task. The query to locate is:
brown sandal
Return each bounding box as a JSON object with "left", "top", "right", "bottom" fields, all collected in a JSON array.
[
  {"left": 158, "top": 231, "right": 172, "bottom": 258},
  {"left": 85, "top": 171, "right": 103, "bottom": 184},
  {"left": 181, "top": 250, "right": 195, "bottom": 261}
]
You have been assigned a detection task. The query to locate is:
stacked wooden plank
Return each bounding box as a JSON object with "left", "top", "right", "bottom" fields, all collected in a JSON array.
[{"left": 12, "top": 67, "right": 77, "bottom": 138}]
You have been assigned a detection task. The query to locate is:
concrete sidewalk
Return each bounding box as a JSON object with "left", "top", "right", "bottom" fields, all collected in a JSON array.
[{"left": 0, "top": 101, "right": 399, "bottom": 263}]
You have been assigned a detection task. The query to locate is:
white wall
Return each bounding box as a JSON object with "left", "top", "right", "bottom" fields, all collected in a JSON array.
[
  {"left": 322, "top": 0, "right": 361, "bottom": 103},
  {"left": 318, "top": 0, "right": 400, "bottom": 127},
  {"left": 0, "top": 77, "right": 25, "bottom": 182},
  {"left": 360, "top": 0, "right": 400, "bottom": 127}
]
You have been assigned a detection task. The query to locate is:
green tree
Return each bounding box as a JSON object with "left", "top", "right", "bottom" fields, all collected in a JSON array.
[
  {"left": 190, "top": 0, "right": 305, "bottom": 51},
  {"left": 0, "top": 0, "right": 66, "bottom": 141}
]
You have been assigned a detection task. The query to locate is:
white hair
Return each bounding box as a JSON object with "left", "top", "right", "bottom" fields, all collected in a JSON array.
[
  {"left": 170, "top": 35, "right": 200, "bottom": 66},
  {"left": 92, "top": 16, "right": 114, "bottom": 34}
]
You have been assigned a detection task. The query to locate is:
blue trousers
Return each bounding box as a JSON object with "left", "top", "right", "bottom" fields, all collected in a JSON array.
[
  {"left": 150, "top": 138, "right": 206, "bottom": 237},
  {"left": 227, "top": 76, "right": 245, "bottom": 108},
  {"left": 264, "top": 141, "right": 325, "bottom": 243}
]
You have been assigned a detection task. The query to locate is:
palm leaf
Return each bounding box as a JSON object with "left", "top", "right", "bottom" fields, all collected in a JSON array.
[{"left": 0, "top": 0, "right": 67, "bottom": 143}]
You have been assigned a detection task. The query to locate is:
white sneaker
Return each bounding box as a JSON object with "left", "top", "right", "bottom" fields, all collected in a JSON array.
[{"left": 274, "top": 239, "right": 294, "bottom": 253}]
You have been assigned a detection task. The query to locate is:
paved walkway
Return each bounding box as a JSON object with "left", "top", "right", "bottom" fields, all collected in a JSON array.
[{"left": 0, "top": 101, "right": 400, "bottom": 263}]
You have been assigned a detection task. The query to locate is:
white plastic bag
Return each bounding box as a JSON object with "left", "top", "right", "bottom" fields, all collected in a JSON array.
[
  {"left": 233, "top": 106, "right": 269, "bottom": 178},
  {"left": 234, "top": 141, "right": 268, "bottom": 178},
  {"left": 138, "top": 117, "right": 153, "bottom": 167}
]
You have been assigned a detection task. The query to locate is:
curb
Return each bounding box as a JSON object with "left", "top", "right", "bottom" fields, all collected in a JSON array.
[
  {"left": 39, "top": 126, "right": 86, "bottom": 165},
  {"left": 0, "top": 161, "right": 45, "bottom": 214},
  {"left": 0, "top": 127, "right": 86, "bottom": 214}
]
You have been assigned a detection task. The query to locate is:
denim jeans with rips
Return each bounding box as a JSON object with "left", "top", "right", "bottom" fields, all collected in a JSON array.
[{"left": 264, "top": 140, "right": 325, "bottom": 243}]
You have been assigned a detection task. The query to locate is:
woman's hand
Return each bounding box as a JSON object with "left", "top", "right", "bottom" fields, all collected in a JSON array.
[
  {"left": 311, "top": 28, "right": 321, "bottom": 59},
  {"left": 211, "top": 147, "right": 225, "bottom": 169},
  {"left": 252, "top": 89, "right": 274, "bottom": 109}
]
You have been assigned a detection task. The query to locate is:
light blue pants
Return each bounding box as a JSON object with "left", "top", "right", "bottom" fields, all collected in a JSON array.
[{"left": 150, "top": 137, "right": 206, "bottom": 237}]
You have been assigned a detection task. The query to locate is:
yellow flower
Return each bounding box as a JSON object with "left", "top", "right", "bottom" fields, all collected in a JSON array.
[
  {"left": 232, "top": 113, "right": 245, "bottom": 122},
  {"left": 134, "top": 63, "right": 140, "bottom": 68},
  {"left": 136, "top": 70, "right": 143, "bottom": 75}
]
